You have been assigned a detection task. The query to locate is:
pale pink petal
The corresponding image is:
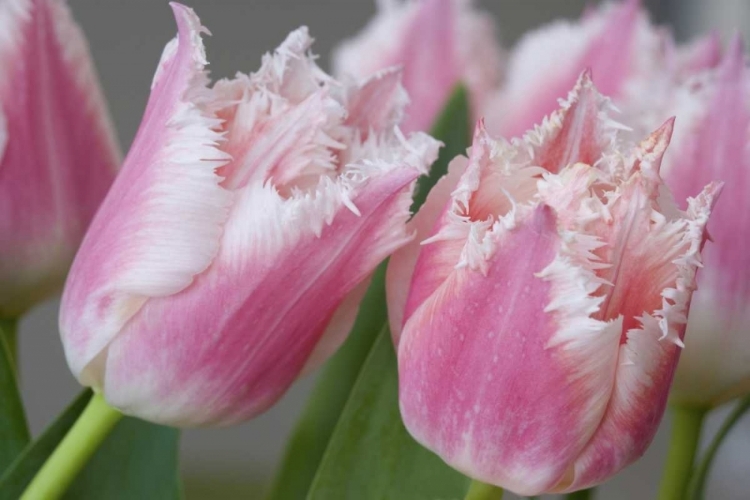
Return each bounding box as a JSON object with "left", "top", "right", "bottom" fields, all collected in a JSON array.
[
  {"left": 676, "top": 32, "right": 722, "bottom": 76},
  {"left": 486, "top": 0, "right": 648, "bottom": 138},
  {"left": 666, "top": 37, "right": 750, "bottom": 405},
  {"left": 333, "top": 0, "right": 503, "bottom": 133},
  {"left": 399, "top": 206, "right": 619, "bottom": 495},
  {"left": 102, "top": 166, "right": 422, "bottom": 426},
  {"left": 563, "top": 182, "right": 719, "bottom": 490},
  {"left": 387, "top": 154, "right": 467, "bottom": 344},
  {"left": 344, "top": 67, "right": 409, "bottom": 136},
  {"left": 60, "top": 3, "right": 232, "bottom": 384},
  {"left": 0, "top": 0, "right": 119, "bottom": 315}
]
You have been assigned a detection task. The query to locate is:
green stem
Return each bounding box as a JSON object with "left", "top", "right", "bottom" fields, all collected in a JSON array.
[
  {"left": 0, "top": 317, "right": 19, "bottom": 370},
  {"left": 688, "top": 395, "right": 750, "bottom": 499},
  {"left": 20, "top": 392, "right": 123, "bottom": 500},
  {"left": 566, "top": 487, "right": 594, "bottom": 499},
  {"left": 657, "top": 404, "right": 708, "bottom": 500},
  {"left": 464, "top": 480, "right": 504, "bottom": 500}
]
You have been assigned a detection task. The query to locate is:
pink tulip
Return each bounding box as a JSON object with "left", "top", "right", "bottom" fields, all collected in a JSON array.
[
  {"left": 387, "top": 74, "right": 720, "bottom": 495},
  {"left": 0, "top": 0, "right": 120, "bottom": 316},
  {"left": 659, "top": 38, "right": 750, "bottom": 407},
  {"left": 333, "top": 0, "right": 503, "bottom": 133},
  {"left": 484, "top": 0, "right": 721, "bottom": 140},
  {"left": 59, "top": 4, "right": 439, "bottom": 427}
]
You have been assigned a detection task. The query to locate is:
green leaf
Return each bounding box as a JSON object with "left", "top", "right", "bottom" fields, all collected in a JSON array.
[
  {"left": 411, "top": 84, "right": 471, "bottom": 213},
  {"left": 307, "top": 328, "right": 470, "bottom": 499},
  {"left": 0, "top": 324, "right": 29, "bottom": 475},
  {"left": 688, "top": 396, "right": 750, "bottom": 500},
  {"left": 0, "top": 390, "right": 182, "bottom": 500},
  {"left": 266, "top": 83, "right": 472, "bottom": 500},
  {"left": 64, "top": 417, "right": 181, "bottom": 500},
  {"left": 0, "top": 390, "right": 91, "bottom": 500}
]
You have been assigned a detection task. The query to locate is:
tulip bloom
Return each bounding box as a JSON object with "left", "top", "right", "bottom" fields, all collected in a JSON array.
[
  {"left": 387, "top": 75, "right": 719, "bottom": 495},
  {"left": 484, "top": 0, "right": 721, "bottom": 139},
  {"left": 0, "top": 0, "right": 120, "bottom": 316},
  {"left": 59, "top": 4, "right": 439, "bottom": 427},
  {"left": 332, "top": 0, "right": 503, "bottom": 133},
  {"left": 661, "top": 39, "right": 750, "bottom": 407}
]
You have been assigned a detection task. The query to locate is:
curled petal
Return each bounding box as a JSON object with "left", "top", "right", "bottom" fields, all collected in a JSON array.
[{"left": 60, "top": 3, "right": 232, "bottom": 385}]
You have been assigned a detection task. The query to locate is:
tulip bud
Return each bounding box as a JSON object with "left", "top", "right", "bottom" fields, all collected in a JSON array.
[
  {"left": 658, "top": 38, "right": 750, "bottom": 407},
  {"left": 484, "top": 0, "right": 721, "bottom": 139},
  {"left": 0, "top": 0, "right": 120, "bottom": 316},
  {"left": 387, "top": 74, "right": 720, "bottom": 495},
  {"left": 59, "top": 4, "right": 439, "bottom": 427},
  {"left": 332, "top": 0, "right": 503, "bottom": 133}
]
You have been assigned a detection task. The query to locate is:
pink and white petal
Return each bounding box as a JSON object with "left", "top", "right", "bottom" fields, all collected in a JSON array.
[
  {"left": 487, "top": 0, "right": 641, "bottom": 138},
  {"left": 60, "top": 3, "right": 232, "bottom": 385},
  {"left": 561, "top": 313, "right": 682, "bottom": 491},
  {"left": 533, "top": 71, "right": 618, "bottom": 174},
  {"left": 562, "top": 182, "right": 718, "bottom": 490},
  {"left": 344, "top": 67, "right": 409, "bottom": 136},
  {"left": 101, "top": 166, "right": 421, "bottom": 426},
  {"left": 397, "top": 0, "right": 460, "bottom": 133},
  {"left": 665, "top": 37, "right": 750, "bottom": 306},
  {"left": 676, "top": 32, "right": 722, "bottom": 76},
  {"left": 0, "top": 0, "right": 120, "bottom": 315},
  {"left": 671, "top": 291, "right": 750, "bottom": 406},
  {"left": 387, "top": 154, "right": 467, "bottom": 344},
  {"left": 399, "top": 206, "right": 619, "bottom": 496}
]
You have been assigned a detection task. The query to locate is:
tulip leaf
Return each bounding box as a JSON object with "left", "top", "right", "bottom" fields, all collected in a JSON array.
[
  {"left": 0, "top": 328, "right": 29, "bottom": 476},
  {"left": 411, "top": 84, "right": 471, "bottom": 212},
  {"left": 64, "top": 417, "right": 182, "bottom": 500},
  {"left": 307, "top": 327, "right": 470, "bottom": 499},
  {"left": 266, "top": 83, "right": 471, "bottom": 500},
  {"left": 0, "top": 390, "right": 91, "bottom": 499},
  {"left": 0, "top": 390, "right": 182, "bottom": 499},
  {"left": 688, "top": 395, "right": 750, "bottom": 499}
]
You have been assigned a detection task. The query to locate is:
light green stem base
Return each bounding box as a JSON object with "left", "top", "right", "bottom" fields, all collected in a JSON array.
[
  {"left": 464, "top": 480, "right": 504, "bottom": 500},
  {"left": 21, "top": 393, "right": 123, "bottom": 500},
  {"left": 657, "top": 404, "right": 708, "bottom": 500},
  {"left": 566, "top": 487, "right": 594, "bottom": 499},
  {"left": 0, "top": 317, "right": 19, "bottom": 370}
]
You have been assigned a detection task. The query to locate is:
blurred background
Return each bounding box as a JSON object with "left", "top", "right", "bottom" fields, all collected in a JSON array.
[{"left": 18, "top": 0, "right": 750, "bottom": 498}]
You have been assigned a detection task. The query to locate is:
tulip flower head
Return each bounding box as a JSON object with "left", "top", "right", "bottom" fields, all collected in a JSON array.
[
  {"left": 388, "top": 74, "right": 720, "bottom": 495},
  {"left": 484, "top": 0, "right": 721, "bottom": 139},
  {"left": 60, "top": 4, "right": 439, "bottom": 427},
  {"left": 0, "top": 0, "right": 120, "bottom": 316},
  {"left": 661, "top": 38, "right": 750, "bottom": 407},
  {"left": 333, "top": 0, "right": 503, "bottom": 133}
]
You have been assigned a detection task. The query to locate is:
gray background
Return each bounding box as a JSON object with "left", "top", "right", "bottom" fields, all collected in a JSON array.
[{"left": 16, "top": 0, "right": 750, "bottom": 498}]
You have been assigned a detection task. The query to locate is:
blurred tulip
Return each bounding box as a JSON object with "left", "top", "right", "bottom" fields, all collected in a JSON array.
[
  {"left": 662, "top": 38, "right": 750, "bottom": 407},
  {"left": 0, "top": 0, "right": 120, "bottom": 317},
  {"left": 387, "top": 74, "right": 720, "bottom": 495},
  {"left": 333, "top": 0, "right": 503, "bottom": 133},
  {"left": 59, "top": 4, "right": 439, "bottom": 427},
  {"left": 483, "top": 0, "right": 721, "bottom": 139}
]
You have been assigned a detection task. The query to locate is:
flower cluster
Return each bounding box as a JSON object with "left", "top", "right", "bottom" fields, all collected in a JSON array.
[{"left": 3, "top": 0, "right": 748, "bottom": 498}]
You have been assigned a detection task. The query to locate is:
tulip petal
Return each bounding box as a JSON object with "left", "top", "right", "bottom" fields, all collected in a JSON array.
[
  {"left": 60, "top": 3, "right": 232, "bottom": 383},
  {"left": 487, "top": 0, "right": 649, "bottom": 138},
  {"left": 0, "top": 0, "right": 120, "bottom": 315},
  {"left": 332, "top": 0, "right": 502, "bottom": 133},
  {"left": 102, "top": 161, "right": 427, "bottom": 426},
  {"left": 562, "top": 181, "right": 719, "bottom": 491},
  {"left": 399, "top": 205, "right": 622, "bottom": 495},
  {"left": 665, "top": 37, "right": 750, "bottom": 405},
  {"left": 387, "top": 154, "right": 467, "bottom": 344}
]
